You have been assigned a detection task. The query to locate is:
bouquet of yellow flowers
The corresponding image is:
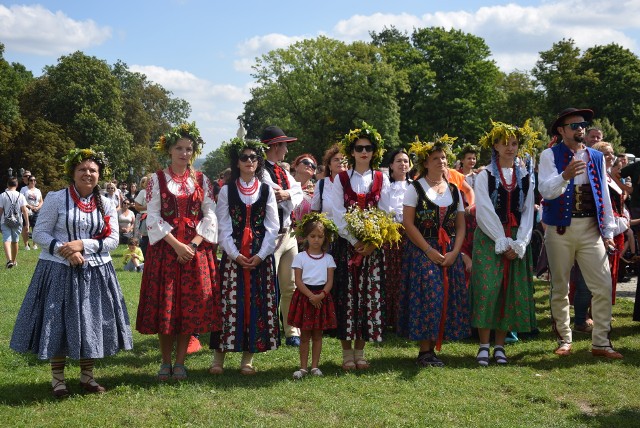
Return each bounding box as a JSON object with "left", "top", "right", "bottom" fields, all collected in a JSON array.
[{"left": 344, "top": 206, "right": 403, "bottom": 266}]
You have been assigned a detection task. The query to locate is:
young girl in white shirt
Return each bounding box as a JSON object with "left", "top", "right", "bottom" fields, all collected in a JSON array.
[{"left": 288, "top": 213, "right": 338, "bottom": 379}]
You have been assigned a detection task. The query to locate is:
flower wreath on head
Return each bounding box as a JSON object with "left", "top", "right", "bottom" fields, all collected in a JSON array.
[
  {"left": 154, "top": 122, "right": 205, "bottom": 162},
  {"left": 63, "top": 148, "right": 110, "bottom": 181},
  {"left": 478, "top": 119, "right": 543, "bottom": 209},
  {"left": 226, "top": 137, "right": 269, "bottom": 159},
  {"left": 408, "top": 134, "right": 457, "bottom": 176},
  {"left": 454, "top": 143, "right": 481, "bottom": 161},
  {"left": 340, "top": 121, "right": 385, "bottom": 169},
  {"left": 293, "top": 212, "right": 339, "bottom": 242}
]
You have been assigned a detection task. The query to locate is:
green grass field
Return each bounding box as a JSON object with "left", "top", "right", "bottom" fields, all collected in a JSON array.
[{"left": 1, "top": 246, "right": 639, "bottom": 427}]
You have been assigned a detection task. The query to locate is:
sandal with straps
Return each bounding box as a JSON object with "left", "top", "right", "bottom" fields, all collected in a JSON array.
[
  {"left": 342, "top": 349, "right": 356, "bottom": 371},
  {"left": 493, "top": 346, "right": 508, "bottom": 365},
  {"left": 476, "top": 346, "right": 490, "bottom": 367},
  {"left": 80, "top": 376, "right": 106, "bottom": 394},
  {"left": 354, "top": 349, "right": 370, "bottom": 370},
  {"left": 171, "top": 364, "right": 188, "bottom": 381},
  {"left": 157, "top": 363, "right": 172, "bottom": 381},
  {"left": 52, "top": 378, "right": 70, "bottom": 399}
]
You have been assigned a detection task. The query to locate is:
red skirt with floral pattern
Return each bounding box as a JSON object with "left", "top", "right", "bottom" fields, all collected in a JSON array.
[{"left": 288, "top": 288, "right": 337, "bottom": 331}]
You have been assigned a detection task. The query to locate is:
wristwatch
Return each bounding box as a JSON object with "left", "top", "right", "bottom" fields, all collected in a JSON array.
[{"left": 189, "top": 242, "right": 198, "bottom": 250}]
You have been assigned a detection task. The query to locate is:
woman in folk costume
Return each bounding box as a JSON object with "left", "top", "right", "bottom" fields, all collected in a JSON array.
[
  {"left": 378, "top": 149, "right": 412, "bottom": 331},
  {"left": 136, "top": 123, "right": 221, "bottom": 381},
  {"left": 310, "top": 144, "right": 348, "bottom": 219},
  {"left": 470, "top": 120, "right": 540, "bottom": 366},
  {"left": 397, "top": 135, "right": 469, "bottom": 367},
  {"left": 329, "top": 121, "right": 390, "bottom": 370},
  {"left": 10, "top": 149, "right": 132, "bottom": 397},
  {"left": 209, "top": 138, "right": 280, "bottom": 375}
]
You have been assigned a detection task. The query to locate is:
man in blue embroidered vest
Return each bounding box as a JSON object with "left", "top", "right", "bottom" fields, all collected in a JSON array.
[
  {"left": 539, "top": 107, "right": 623, "bottom": 359},
  {"left": 261, "top": 126, "right": 303, "bottom": 346}
]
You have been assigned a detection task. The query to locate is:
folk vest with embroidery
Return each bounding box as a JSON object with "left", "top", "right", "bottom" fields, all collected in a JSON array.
[
  {"left": 487, "top": 171, "right": 529, "bottom": 226},
  {"left": 541, "top": 143, "right": 607, "bottom": 234},
  {"left": 228, "top": 182, "right": 270, "bottom": 255},
  {"left": 156, "top": 170, "right": 204, "bottom": 243},
  {"left": 264, "top": 161, "right": 289, "bottom": 229},
  {"left": 338, "top": 170, "right": 383, "bottom": 209},
  {"left": 412, "top": 180, "right": 459, "bottom": 239}
]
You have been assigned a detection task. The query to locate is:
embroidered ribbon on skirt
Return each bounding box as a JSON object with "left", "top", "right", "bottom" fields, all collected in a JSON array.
[
  {"left": 436, "top": 226, "right": 451, "bottom": 352},
  {"left": 500, "top": 212, "right": 519, "bottom": 319},
  {"left": 240, "top": 204, "right": 253, "bottom": 328}
]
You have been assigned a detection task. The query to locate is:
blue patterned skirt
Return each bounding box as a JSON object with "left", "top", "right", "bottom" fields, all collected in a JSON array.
[
  {"left": 397, "top": 239, "right": 470, "bottom": 342},
  {"left": 10, "top": 260, "right": 133, "bottom": 360}
]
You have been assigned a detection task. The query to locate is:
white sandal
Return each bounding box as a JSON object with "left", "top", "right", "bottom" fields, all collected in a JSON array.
[{"left": 292, "top": 368, "right": 308, "bottom": 380}]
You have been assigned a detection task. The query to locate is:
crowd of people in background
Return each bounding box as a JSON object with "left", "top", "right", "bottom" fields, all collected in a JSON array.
[{"left": 6, "top": 109, "right": 640, "bottom": 398}]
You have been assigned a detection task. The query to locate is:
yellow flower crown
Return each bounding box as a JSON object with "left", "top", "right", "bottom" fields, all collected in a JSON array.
[
  {"left": 294, "top": 212, "right": 339, "bottom": 242},
  {"left": 63, "top": 148, "right": 110, "bottom": 181},
  {"left": 478, "top": 119, "right": 543, "bottom": 157},
  {"left": 154, "top": 122, "right": 204, "bottom": 162},
  {"left": 340, "top": 121, "right": 385, "bottom": 169},
  {"left": 408, "top": 134, "right": 457, "bottom": 175}
]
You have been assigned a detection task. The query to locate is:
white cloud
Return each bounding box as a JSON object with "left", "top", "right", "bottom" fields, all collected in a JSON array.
[
  {"left": 329, "top": 1, "right": 640, "bottom": 71},
  {"left": 0, "top": 5, "right": 111, "bottom": 56},
  {"left": 130, "top": 64, "right": 249, "bottom": 154}
]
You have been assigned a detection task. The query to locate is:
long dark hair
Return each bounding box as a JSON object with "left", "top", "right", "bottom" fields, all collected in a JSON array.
[
  {"left": 227, "top": 148, "right": 265, "bottom": 185},
  {"left": 387, "top": 149, "right": 410, "bottom": 183}
]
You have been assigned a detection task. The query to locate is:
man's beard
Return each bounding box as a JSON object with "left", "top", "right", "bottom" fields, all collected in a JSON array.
[{"left": 574, "top": 134, "right": 584, "bottom": 143}]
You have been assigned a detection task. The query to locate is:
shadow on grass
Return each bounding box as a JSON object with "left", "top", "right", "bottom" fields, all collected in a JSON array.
[{"left": 575, "top": 407, "right": 640, "bottom": 428}]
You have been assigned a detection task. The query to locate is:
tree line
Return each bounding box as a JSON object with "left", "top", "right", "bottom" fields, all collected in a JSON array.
[
  {"left": 3, "top": 25, "right": 640, "bottom": 187},
  {"left": 205, "top": 27, "right": 640, "bottom": 178}
]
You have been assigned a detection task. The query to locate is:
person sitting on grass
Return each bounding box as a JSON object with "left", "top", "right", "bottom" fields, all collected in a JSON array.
[
  {"left": 123, "top": 237, "right": 144, "bottom": 272},
  {"left": 289, "top": 213, "right": 338, "bottom": 379}
]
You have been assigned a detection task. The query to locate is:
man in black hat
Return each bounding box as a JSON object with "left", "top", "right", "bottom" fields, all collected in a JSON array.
[
  {"left": 261, "top": 126, "right": 303, "bottom": 346},
  {"left": 538, "top": 108, "right": 622, "bottom": 359}
]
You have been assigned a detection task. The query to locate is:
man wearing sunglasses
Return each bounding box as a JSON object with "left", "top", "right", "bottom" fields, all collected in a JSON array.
[
  {"left": 261, "top": 126, "right": 304, "bottom": 347},
  {"left": 538, "top": 107, "right": 622, "bottom": 359}
]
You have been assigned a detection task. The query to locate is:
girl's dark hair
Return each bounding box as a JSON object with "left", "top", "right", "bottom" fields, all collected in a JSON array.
[
  {"left": 459, "top": 145, "right": 478, "bottom": 159},
  {"left": 301, "top": 220, "right": 330, "bottom": 252},
  {"left": 227, "top": 148, "right": 265, "bottom": 185},
  {"left": 322, "top": 144, "right": 341, "bottom": 175},
  {"left": 7, "top": 177, "right": 18, "bottom": 188},
  {"left": 128, "top": 237, "right": 139, "bottom": 246},
  {"left": 387, "top": 149, "right": 410, "bottom": 183}
]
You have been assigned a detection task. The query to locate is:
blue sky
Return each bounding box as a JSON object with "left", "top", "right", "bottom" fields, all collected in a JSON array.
[{"left": 2, "top": 0, "right": 640, "bottom": 156}]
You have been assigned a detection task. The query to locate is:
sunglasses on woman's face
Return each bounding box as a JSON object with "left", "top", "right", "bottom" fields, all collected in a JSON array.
[
  {"left": 299, "top": 159, "right": 316, "bottom": 170},
  {"left": 354, "top": 145, "right": 374, "bottom": 153},
  {"left": 239, "top": 154, "right": 258, "bottom": 163}
]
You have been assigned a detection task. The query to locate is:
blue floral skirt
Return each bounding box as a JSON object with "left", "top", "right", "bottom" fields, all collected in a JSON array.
[
  {"left": 10, "top": 260, "right": 133, "bottom": 360},
  {"left": 397, "top": 239, "right": 470, "bottom": 342}
]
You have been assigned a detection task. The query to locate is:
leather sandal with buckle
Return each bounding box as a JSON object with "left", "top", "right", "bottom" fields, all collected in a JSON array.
[
  {"left": 208, "top": 364, "right": 224, "bottom": 375},
  {"left": 240, "top": 364, "right": 256, "bottom": 375},
  {"left": 171, "top": 364, "right": 188, "bottom": 381}
]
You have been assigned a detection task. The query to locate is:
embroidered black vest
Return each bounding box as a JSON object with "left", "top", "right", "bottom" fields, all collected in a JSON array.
[
  {"left": 412, "top": 180, "right": 459, "bottom": 238},
  {"left": 487, "top": 172, "right": 529, "bottom": 225},
  {"left": 228, "top": 183, "right": 270, "bottom": 255}
]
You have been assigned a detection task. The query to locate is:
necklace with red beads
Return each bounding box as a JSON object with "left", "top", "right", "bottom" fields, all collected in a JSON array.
[
  {"left": 69, "top": 185, "right": 96, "bottom": 213},
  {"left": 498, "top": 165, "right": 517, "bottom": 192},
  {"left": 237, "top": 177, "right": 259, "bottom": 195},
  {"left": 168, "top": 166, "right": 191, "bottom": 193},
  {"left": 306, "top": 250, "right": 325, "bottom": 260}
]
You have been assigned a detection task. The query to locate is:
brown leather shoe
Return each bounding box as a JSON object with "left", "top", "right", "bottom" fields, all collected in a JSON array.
[
  {"left": 80, "top": 381, "right": 106, "bottom": 394},
  {"left": 554, "top": 342, "right": 572, "bottom": 356},
  {"left": 52, "top": 380, "right": 70, "bottom": 399},
  {"left": 592, "top": 347, "right": 623, "bottom": 359},
  {"left": 573, "top": 322, "right": 593, "bottom": 333}
]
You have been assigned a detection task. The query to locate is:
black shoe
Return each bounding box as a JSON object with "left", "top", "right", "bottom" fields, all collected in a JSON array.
[{"left": 416, "top": 351, "right": 445, "bottom": 367}]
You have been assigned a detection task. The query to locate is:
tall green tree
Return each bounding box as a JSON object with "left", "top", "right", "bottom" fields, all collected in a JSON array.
[{"left": 243, "top": 36, "right": 406, "bottom": 161}]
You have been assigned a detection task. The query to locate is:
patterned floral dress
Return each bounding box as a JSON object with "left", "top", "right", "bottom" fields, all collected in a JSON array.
[
  {"left": 210, "top": 182, "right": 281, "bottom": 353},
  {"left": 470, "top": 167, "right": 537, "bottom": 333},
  {"left": 136, "top": 170, "right": 221, "bottom": 335},
  {"left": 397, "top": 179, "right": 470, "bottom": 345},
  {"left": 330, "top": 169, "right": 386, "bottom": 342}
]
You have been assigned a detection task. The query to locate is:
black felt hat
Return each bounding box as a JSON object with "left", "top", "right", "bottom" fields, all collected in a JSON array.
[
  {"left": 260, "top": 126, "right": 297, "bottom": 145},
  {"left": 549, "top": 107, "right": 594, "bottom": 136}
]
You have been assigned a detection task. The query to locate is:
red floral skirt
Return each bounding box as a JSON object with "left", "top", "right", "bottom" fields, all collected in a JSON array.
[{"left": 288, "top": 288, "right": 337, "bottom": 331}]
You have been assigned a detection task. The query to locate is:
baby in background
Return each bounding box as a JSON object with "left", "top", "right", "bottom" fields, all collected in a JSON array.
[{"left": 123, "top": 237, "right": 144, "bottom": 272}]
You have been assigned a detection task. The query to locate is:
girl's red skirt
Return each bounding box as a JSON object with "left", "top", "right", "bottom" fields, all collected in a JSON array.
[{"left": 288, "top": 286, "right": 337, "bottom": 330}]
